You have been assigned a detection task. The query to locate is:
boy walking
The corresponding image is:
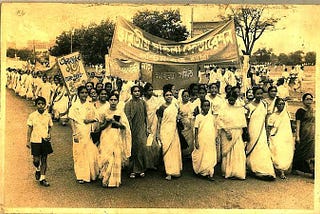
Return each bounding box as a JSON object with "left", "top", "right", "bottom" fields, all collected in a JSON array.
[{"left": 26, "top": 96, "right": 53, "bottom": 187}]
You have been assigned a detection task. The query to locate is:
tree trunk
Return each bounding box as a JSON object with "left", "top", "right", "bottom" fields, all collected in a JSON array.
[{"left": 241, "top": 54, "right": 251, "bottom": 93}]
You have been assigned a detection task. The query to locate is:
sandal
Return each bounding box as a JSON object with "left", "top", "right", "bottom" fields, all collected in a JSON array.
[
  {"left": 207, "top": 176, "right": 215, "bottom": 181},
  {"left": 40, "top": 179, "right": 50, "bottom": 187},
  {"left": 129, "top": 173, "right": 136, "bottom": 179},
  {"left": 77, "top": 180, "right": 85, "bottom": 184},
  {"left": 165, "top": 175, "right": 172, "bottom": 181},
  {"left": 139, "top": 172, "right": 145, "bottom": 178}
]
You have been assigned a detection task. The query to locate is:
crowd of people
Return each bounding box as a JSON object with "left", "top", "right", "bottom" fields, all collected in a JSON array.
[{"left": 6, "top": 65, "right": 315, "bottom": 188}]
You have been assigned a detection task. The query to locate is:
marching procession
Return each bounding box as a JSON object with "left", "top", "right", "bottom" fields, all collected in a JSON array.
[{"left": 5, "top": 64, "right": 315, "bottom": 189}]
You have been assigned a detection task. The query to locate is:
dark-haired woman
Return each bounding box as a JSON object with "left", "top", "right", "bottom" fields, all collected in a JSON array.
[
  {"left": 51, "top": 76, "right": 69, "bottom": 125},
  {"left": 267, "top": 98, "right": 294, "bottom": 179},
  {"left": 156, "top": 88, "right": 182, "bottom": 180},
  {"left": 68, "top": 86, "right": 99, "bottom": 184},
  {"left": 179, "top": 90, "right": 195, "bottom": 157},
  {"left": 265, "top": 86, "right": 278, "bottom": 115},
  {"left": 143, "top": 83, "right": 162, "bottom": 169},
  {"left": 218, "top": 92, "right": 247, "bottom": 180},
  {"left": 246, "top": 87, "right": 275, "bottom": 180},
  {"left": 292, "top": 93, "right": 315, "bottom": 177},
  {"left": 124, "top": 85, "right": 148, "bottom": 178},
  {"left": 98, "top": 92, "right": 131, "bottom": 187}
]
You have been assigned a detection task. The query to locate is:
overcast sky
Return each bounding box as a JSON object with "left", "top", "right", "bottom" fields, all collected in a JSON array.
[{"left": 2, "top": 3, "right": 319, "bottom": 54}]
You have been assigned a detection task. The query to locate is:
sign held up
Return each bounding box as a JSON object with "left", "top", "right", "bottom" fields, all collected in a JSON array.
[{"left": 57, "top": 52, "right": 88, "bottom": 95}]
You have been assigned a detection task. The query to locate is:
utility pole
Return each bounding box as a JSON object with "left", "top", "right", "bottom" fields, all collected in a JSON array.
[
  {"left": 70, "top": 28, "right": 75, "bottom": 54},
  {"left": 190, "top": 7, "right": 194, "bottom": 38}
]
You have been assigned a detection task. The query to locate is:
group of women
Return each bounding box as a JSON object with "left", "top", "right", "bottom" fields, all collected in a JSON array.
[{"left": 7, "top": 68, "right": 315, "bottom": 187}]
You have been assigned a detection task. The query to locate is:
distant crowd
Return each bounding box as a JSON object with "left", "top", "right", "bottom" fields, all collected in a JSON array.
[{"left": 6, "top": 65, "right": 314, "bottom": 188}]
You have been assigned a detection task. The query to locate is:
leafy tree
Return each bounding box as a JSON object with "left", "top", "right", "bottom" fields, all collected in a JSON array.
[
  {"left": 6, "top": 48, "right": 16, "bottom": 58},
  {"left": 270, "top": 53, "right": 278, "bottom": 65},
  {"left": 49, "top": 31, "right": 73, "bottom": 56},
  {"left": 220, "top": 6, "right": 284, "bottom": 55},
  {"left": 305, "top": 51, "right": 316, "bottom": 65},
  {"left": 288, "top": 50, "right": 304, "bottom": 65},
  {"left": 278, "top": 53, "right": 289, "bottom": 65},
  {"left": 250, "top": 48, "right": 272, "bottom": 64},
  {"left": 7, "top": 47, "right": 38, "bottom": 63},
  {"left": 49, "top": 19, "right": 115, "bottom": 66},
  {"left": 132, "top": 9, "right": 189, "bottom": 42}
]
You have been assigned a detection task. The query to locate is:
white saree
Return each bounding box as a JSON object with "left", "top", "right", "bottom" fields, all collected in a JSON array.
[{"left": 246, "top": 101, "right": 275, "bottom": 178}]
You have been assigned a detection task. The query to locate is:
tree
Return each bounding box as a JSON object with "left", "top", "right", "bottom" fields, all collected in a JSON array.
[
  {"left": 132, "top": 9, "right": 189, "bottom": 42},
  {"left": 278, "top": 53, "right": 289, "bottom": 65},
  {"left": 49, "top": 31, "right": 73, "bottom": 56},
  {"left": 305, "top": 51, "right": 316, "bottom": 65},
  {"left": 7, "top": 47, "right": 38, "bottom": 63},
  {"left": 6, "top": 48, "right": 16, "bottom": 58},
  {"left": 288, "top": 50, "right": 304, "bottom": 65},
  {"left": 250, "top": 48, "right": 273, "bottom": 64},
  {"left": 49, "top": 19, "right": 115, "bottom": 66},
  {"left": 220, "top": 6, "right": 283, "bottom": 56}
]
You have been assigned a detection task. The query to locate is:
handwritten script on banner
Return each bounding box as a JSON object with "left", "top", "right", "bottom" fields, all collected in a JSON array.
[
  {"left": 57, "top": 52, "right": 88, "bottom": 95},
  {"left": 110, "top": 17, "right": 240, "bottom": 65},
  {"left": 152, "top": 64, "right": 198, "bottom": 89}
]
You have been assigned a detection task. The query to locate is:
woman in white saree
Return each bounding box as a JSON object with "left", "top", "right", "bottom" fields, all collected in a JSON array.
[
  {"left": 267, "top": 98, "right": 294, "bottom": 179},
  {"left": 68, "top": 86, "right": 100, "bottom": 184},
  {"left": 156, "top": 86, "right": 182, "bottom": 181},
  {"left": 98, "top": 92, "right": 131, "bottom": 188},
  {"left": 192, "top": 100, "right": 216, "bottom": 181},
  {"left": 143, "top": 83, "right": 162, "bottom": 169},
  {"left": 246, "top": 87, "right": 275, "bottom": 180},
  {"left": 218, "top": 93, "right": 247, "bottom": 180}
]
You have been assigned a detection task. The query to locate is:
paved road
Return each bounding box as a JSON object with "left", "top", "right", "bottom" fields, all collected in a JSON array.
[{"left": 4, "top": 89, "right": 315, "bottom": 213}]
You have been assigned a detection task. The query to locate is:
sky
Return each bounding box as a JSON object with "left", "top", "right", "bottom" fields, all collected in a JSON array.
[{"left": 2, "top": 3, "right": 320, "bottom": 55}]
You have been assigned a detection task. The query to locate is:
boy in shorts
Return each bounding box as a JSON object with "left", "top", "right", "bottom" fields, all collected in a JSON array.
[{"left": 26, "top": 96, "right": 53, "bottom": 187}]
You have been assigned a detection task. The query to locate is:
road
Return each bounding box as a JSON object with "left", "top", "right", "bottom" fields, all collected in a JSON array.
[{"left": 3, "top": 89, "right": 315, "bottom": 213}]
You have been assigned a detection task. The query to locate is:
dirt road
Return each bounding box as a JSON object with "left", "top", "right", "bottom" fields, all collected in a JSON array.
[{"left": 3, "top": 89, "right": 315, "bottom": 213}]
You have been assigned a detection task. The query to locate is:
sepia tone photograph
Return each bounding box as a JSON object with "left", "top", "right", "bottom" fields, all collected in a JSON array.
[{"left": 1, "top": 1, "right": 318, "bottom": 214}]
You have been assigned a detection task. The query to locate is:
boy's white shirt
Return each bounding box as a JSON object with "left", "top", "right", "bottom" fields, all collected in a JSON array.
[{"left": 27, "top": 110, "right": 53, "bottom": 143}]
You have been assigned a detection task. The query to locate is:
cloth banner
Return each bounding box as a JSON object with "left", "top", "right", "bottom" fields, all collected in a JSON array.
[
  {"left": 109, "top": 58, "right": 140, "bottom": 80},
  {"left": 35, "top": 61, "right": 48, "bottom": 72},
  {"left": 49, "top": 55, "right": 57, "bottom": 68},
  {"left": 57, "top": 52, "right": 88, "bottom": 95},
  {"left": 85, "top": 66, "right": 106, "bottom": 84},
  {"left": 110, "top": 17, "right": 240, "bottom": 65},
  {"left": 152, "top": 64, "right": 198, "bottom": 89}
]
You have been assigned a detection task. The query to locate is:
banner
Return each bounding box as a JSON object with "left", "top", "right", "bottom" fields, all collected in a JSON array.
[
  {"left": 57, "top": 52, "right": 88, "bottom": 95},
  {"left": 152, "top": 64, "right": 198, "bottom": 89},
  {"left": 49, "top": 55, "right": 57, "bottom": 68},
  {"left": 85, "top": 66, "right": 105, "bottom": 85},
  {"left": 109, "top": 58, "right": 140, "bottom": 80},
  {"left": 35, "top": 61, "right": 48, "bottom": 72},
  {"left": 110, "top": 17, "right": 240, "bottom": 65},
  {"left": 140, "top": 63, "right": 153, "bottom": 83}
]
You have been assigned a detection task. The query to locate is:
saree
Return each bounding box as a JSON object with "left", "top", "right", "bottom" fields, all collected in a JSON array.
[
  {"left": 192, "top": 113, "right": 217, "bottom": 177},
  {"left": 159, "top": 103, "right": 182, "bottom": 176},
  {"left": 293, "top": 108, "right": 315, "bottom": 173},
  {"left": 206, "top": 94, "right": 225, "bottom": 163},
  {"left": 218, "top": 105, "right": 247, "bottom": 179},
  {"left": 246, "top": 101, "right": 275, "bottom": 178},
  {"left": 52, "top": 86, "right": 69, "bottom": 119},
  {"left": 268, "top": 109, "right": 294, "bottom": 171},
  {"left": 178, "top": 102, "right": 194, "bottom": 156},
  {"left": 68, "top": 100, "right": 99, "bottom": 182},
  {"left": 124, "top": 99, "right": 148, "bottom": 174},
  {"left": 98, "top": 108, "right": 131, "bottom": 187},
  {"left": 144, "top": 96, "right": 162, "bottom": 168}
]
